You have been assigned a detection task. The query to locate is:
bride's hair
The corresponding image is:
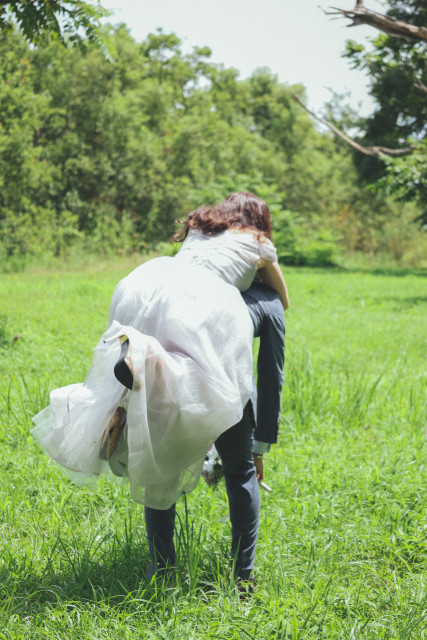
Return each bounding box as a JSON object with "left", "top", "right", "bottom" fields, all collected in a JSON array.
[{"left": 175, "top": 192, "right": 272, "bottom": 241}]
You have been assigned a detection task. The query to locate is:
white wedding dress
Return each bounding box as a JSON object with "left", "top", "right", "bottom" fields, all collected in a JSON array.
[{"left": 32, "top": 230, "right": 277, "bottom": 509}]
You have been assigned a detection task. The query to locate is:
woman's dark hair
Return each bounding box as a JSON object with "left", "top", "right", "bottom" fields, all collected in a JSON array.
[{"left": 175, "top": 192, "right": 272, "bottom": 241}]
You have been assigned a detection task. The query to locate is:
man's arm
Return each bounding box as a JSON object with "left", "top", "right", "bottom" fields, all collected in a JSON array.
[{"left": 241, "top": 282, "right": 286, "bottom": 479}]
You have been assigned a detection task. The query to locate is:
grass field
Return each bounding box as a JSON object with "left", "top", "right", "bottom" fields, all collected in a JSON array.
[{"left": 0, "top": 260, "right": 426, "bottom": 639}]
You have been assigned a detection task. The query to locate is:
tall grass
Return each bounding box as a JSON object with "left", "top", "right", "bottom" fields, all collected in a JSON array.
[{"left": 0, "top": 264, "right": 426, "bottom": 638}]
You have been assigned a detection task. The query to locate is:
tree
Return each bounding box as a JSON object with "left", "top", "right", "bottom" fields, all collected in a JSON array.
[
  {"left": 0, "top": 0, "right": 107, "bottom": 45},
  {"left": 297, "top": 1, "right": 427, "bottom": 221},
  {"left": 342, "top": 1, "right": 427, "bottom": 148},
  {"left": 1, "top": 24, "right": 419, "bottom": 265},
  {"left": 300, "top": 1, "right": 427, "bottom": 157}
]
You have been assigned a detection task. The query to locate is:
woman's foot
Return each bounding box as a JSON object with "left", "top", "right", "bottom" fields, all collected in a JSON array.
[
  {"left": 202, "top": 445, "right": 224, "bottom": 486},
  {"left": 100, "top": 406, "right": 127, "bottom": 460},
  {"left": 114, "top": 338, "right": 134, "bottom": 390}
]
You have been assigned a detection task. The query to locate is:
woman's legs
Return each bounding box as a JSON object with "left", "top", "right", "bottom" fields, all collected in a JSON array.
[{"left": 215, "top": 402, "right": 260, "bottom": 579}]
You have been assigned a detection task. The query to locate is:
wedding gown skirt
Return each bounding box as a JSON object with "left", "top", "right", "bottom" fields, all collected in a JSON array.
[{"left": 32, "top": 257, "right": 254, "bottom": 509}]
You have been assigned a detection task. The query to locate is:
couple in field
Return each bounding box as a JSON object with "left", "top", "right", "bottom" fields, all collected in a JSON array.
[{"left": 33, "top": 191, "right": 289, "bottom": 588}]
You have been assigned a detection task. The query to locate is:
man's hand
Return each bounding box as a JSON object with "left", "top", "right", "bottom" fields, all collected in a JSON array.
[{"left": 253, "top": 454, "right": 264, "bottom": 482}]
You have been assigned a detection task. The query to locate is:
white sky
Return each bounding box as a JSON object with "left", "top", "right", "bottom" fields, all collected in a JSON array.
[{"left": 101, "top": 0, "right": 384, "bottom": 116}]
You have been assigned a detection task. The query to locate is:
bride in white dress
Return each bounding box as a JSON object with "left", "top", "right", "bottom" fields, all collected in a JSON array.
[{"left": 32, "top": 192, "right": 289, "bottom": 509}]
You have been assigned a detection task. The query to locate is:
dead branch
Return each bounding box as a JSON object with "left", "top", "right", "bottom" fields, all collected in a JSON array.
[
  {"left": 414, "top": 75, "right": 427, "bottom": 94},
  {"left": 320, "top": 1, "right": 427, "bottom": 43},
  {"left": 293, "top": 95, "right": 414, "bottom": 158}
]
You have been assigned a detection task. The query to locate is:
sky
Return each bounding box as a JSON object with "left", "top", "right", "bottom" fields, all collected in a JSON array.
[{"left": 100, "top": 0, "right": 383, "bottom": 116}]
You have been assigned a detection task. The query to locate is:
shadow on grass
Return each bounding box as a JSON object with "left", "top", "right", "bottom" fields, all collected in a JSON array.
[
  {"left": 384, "top": 295, "right": 427, "bottom": 307},
  {"left": 354, "top": 267, "right": 427, "bottom": 278},
  {"left": 289, "top": 265, "right": 427, "bottom": 278},
  {"left": 0, "top": 515, "right": 230, "bottom": 618},
  {"left": 0, "top": 536, "right": 153, "bottom": 616}
]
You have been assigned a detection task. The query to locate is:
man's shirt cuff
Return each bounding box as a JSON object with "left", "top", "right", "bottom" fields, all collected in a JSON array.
[{"left": 252, "top": 440, "right": 271, "bottom": 455}]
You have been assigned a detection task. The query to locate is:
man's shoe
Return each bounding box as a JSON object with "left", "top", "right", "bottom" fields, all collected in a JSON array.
[{"left": 236, "top": 577, "right": 256, "bottom": 598}]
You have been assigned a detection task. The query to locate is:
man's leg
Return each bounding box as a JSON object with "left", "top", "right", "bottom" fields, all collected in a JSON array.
[
  {"left": 215, "top": 402, "right": 260, "bottom": 580},
  {"left": 145, "top": 405, "right": 258, "bottom": 581},
  {"left": 144, "top": 504, "right": 176, "bottom": 579}
]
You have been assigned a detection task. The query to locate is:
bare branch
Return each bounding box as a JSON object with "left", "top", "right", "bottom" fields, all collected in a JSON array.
[
  {"left": 320, "top": 2, "right": 427, "bottom": 42},
  {"left": 414, "top": 75, "right": 427, "bottom": 94},
  {"left": 293, "top": 95, "right": 414, "bottom": 158}
]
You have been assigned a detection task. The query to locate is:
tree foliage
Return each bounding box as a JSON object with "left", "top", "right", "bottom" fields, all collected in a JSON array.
[
  {"left": 0, "top": 24, "right": 424, "bottom": 267},
  {"left": 332, "top": 1, "right": 427, "bottom": 220},
  {"left": 0, "top": 0, "right": 106, "bottom": 45},
  {"left": 345, "top": 3, "right": 426, "bottom": 144}
]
